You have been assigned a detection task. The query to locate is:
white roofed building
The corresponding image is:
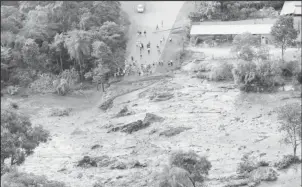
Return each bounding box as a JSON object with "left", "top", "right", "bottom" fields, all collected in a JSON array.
[
  {"left": 190, "top": 24, "right": 274, "bottom": 45},
  {"left": 280, "top": 1, "right": 302, "bottom": 16}
]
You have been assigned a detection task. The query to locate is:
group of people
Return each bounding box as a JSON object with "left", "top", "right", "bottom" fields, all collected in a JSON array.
[
  {"left": 124, "top": 20, "right": 177, "bottom": 77},
  {"left": 137, "top": 30, "right": 147, "bottom": 37}
]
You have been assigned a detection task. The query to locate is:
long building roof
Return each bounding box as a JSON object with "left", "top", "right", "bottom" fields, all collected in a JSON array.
[
  {"left": 281, "top": 1, "right": 302, "bottom": 15},
  {"left": 190, "top": 24, "right": 274, "bottom": 35}
]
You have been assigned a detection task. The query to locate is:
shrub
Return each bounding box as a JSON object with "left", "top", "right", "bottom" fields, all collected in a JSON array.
[
  {"left": 236, "top": 153, "right": 258, "bottom": 176},
  {"left": 257, "top": 160, "right": 270, "bottom": 167},
  {"left": 1, "top": 169, "right": 66, "bottom": 187},
  {"left": 1, "top": 109, "right": 50, "bottom": 167},
  {"left": 249, "top": 167, "right": 278, "bottom": 182},
  {"left": 280, "top": 60, "right": 301, "bottom": 77},
  {"left": 237, "top": 160, "right": 258, "bottom": 176},
  {"left": 6, "top": 85, "right": 19, "bottom": 95},
  {"left": 29, "top": 73, "right": 56, "bottom": 94},
  {"left": 8, "top": 68, "right": 33, "bottom": 87},
  {"left": 232, "top": 60, "right": 284, "bottom": 92},
  {"left": 232, "top": 60, "right": 257, "bottom": 85},
  {"left": 169, "top": 150, "right": 212, "bottom": 185},
  {"left": 59, "top": 68, "right": 80, "bottom": 88},
  {"left": 209, "top": 61, "right": 234, "bottom": 81},
  {"left": 158, "top": 165, "right": 195, "bottom": 187},
  {"left": 274, "top": 155, "right": 301, "bottom": 170}
]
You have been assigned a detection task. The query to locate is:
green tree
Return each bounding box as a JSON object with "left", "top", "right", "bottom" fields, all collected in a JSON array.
[
  {"left": 50, "top": 33, "right": 65, "bottom": 72},
  {"left": 1, "top": 109, "right": 49, "bottom": 167},
  {"left": 98, "top": 21, "right": 126, "bottom": 50},
  {"left": 232, "top": 32, "right": 260, "bottom": 61},
  {"left": 91, "top": 1, "right": 121, "bottom": 25},
  {"left": 64, "top": 30, "right": 91, "bottom": 80},
  {"left": 50, "top": 1, "right": 80, "bottom": 32},
  {"left": 271, "top": 15, "right": 298, "bottom": 62},
  {"left": 1, "top": 6, "right": 23, "bottom": 33},
  {"left": 277, "top": 103, "right": 301, "bottom": 157},
  {"left": 21, "top": 38, "right": 42, "bottom": 70}
]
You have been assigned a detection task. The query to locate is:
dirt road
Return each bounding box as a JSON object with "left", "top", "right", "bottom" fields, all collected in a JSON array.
[{"left": 121, "top": 1, "right": 184, "bottom": 73}]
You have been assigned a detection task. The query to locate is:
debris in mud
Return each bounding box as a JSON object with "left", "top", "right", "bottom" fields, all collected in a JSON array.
[
  {"left": 143, "top": 113, "right": 165, "bottom": 124},
  {"left": 108, "top": 120, "right": 151, "bottom": 134},
  {"left": 150, "top": 92, "right": 174, "bottom": 102},
  {"left": 95, "top": 155, "right": 117, "bottom": 167},
  {"left": 57, "top": 168, "right": 67, "bottom": 172},
  {"left": 91, "top": 144, "right": 102, "bottom": 150},
  {"left": 121, "top": 120, "right": 150, "bottom": 134},
  {"left": 10, "top": 102, "right": 19, "bottom": 109},
  {"left": 99, "top": 98, "right": 114, "bottom": 111},
  {"left": 50, "top": 108, "right": 72, "bottom": 117},
  {"left": 129, "top": 160, "right": 147, "bottom": 168},
  {"left": 223, "top": 179, "right": 249, "bottom": 187},
  {"left": 149, "top": 129, "right": 158, "bottom": 134},
  {"left": 115, "top": 106, "right": 134, "bottom": 118},
  {"left": 93, "top": 181, "right": 105, "bottom": 187},
  {"left": 71, "top": 127, "right": 86, "bottom": 135},
  {"left": 110, "top": 161, "right": 127, "bottom": 170},
  {"left": 159, "top": 127, "right": 191, "bottom": 137},
  {"left": 107, "top": 126, "right": 122, "bottom": 133},
  {"left": 77, "top": 156, "right": 97, "bottom": 168}
]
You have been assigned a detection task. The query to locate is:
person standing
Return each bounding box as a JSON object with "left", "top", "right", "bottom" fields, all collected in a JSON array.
[
  {"left": 131, "top": 56, "right": 134, "bottom": 62},
  {"left": 156, "top": 24, "right": 159, "bottom": 30},
  {"left": 144, "top": 30, "right": 147, "bottom": 36}
]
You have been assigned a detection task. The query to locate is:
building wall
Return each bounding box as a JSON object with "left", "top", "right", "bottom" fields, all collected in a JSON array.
[{"left": 192, "top": 34, "right": 273, "bottom": 46}]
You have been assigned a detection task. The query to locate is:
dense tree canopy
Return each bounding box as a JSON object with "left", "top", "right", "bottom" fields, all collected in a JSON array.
[
  {"left": 1, "top": 109, "right": 49, "bottom": 167},
  {"left": 190, "top": 1, "right": 284, "bottom": 21},
  {"left": 1, "top": 1, "right": 129, "bottom": 86}
]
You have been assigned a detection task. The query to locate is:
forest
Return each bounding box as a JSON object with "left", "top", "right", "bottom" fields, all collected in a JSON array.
[{"left": 1, "top": 1, "right": 129, "bottom": 93}]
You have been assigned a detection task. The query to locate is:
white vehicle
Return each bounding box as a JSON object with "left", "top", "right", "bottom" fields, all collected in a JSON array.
[{"left": 136, "top": 4, "right": 145, "bottom": 13}]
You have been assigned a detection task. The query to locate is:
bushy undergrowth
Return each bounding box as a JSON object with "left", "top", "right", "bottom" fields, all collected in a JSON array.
[
  {"left": 29, "top": 69, "right": 80, "bottom": 95},
  {"left": 1, "top": 108, "right": 50, "bottom": 171},
  {"left": 237, "top": 160, "right": 258, "bottom": 175},
  {"left": 1, "top": 169, "right": 66, "bottom": 187},
  {"left": 168, "top": 150, "right": 212, "bottom": 185},
  {"left": 280, "top": 60, "right": 301, "bottom": 77},
  {"left": 232, "top": 60, "right": 285, "bottom": 92},
  {"left": 29, "top": 73, "right": 56, "bottom": 93},
  {"left": 209, "top": 61, "right": 234, "bottom": 81},
  {"left": 8, "top": 68, "right": 34, "bottom": 87},
  {"left": 274, "top": 155, "right": 301, "bottom": 170}
]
